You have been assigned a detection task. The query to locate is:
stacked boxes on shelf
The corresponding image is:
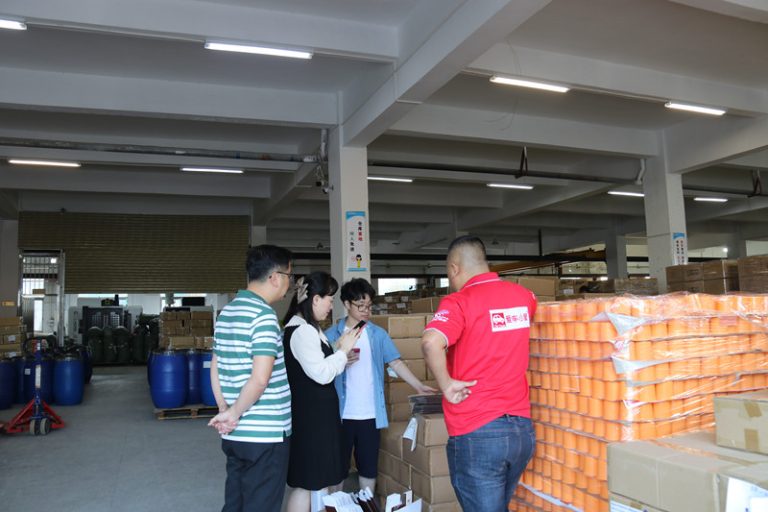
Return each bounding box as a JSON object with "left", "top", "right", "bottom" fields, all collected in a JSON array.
[
  {"left": 159, "top": 310, "right": 214, "bottom": 350},
  {"left": 667, "top": 260, "right": 739, "bottom": 293},
  {"left": 738, "top": 255, "right": 768, "bottom": 293},
  {"left": 0, "top": 317, "right": 25, "bottom": 355},
  {"left": 371, "top": 314, "right": 460, "bottom": 511},
  {"left": 510, "top": 293, "right": 768, "bottom": 512}
]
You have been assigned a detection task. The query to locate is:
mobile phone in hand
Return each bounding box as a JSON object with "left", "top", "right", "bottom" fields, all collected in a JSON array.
[{"left": 354, "top": 320, "right": 367, "bottom": 330}]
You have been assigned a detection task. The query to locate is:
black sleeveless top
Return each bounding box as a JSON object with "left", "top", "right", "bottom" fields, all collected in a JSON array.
[{"left": 283, "top": 322, "right": 346, "bottom": 490}]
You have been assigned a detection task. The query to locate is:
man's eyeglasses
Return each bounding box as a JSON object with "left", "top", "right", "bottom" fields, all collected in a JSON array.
[
  {"left": 275, "top": 271, "right": 295, "bottom": 284},
  {"left": 350, "top": 301, "right": 372, "bottom": 312}
]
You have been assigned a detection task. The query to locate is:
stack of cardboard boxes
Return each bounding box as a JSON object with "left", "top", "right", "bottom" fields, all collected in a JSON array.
[
  {"left": 370, "top": 314, "right": 460, "bottom": 512},
  {"left": 373, "top": 288, "right": 449, "bottom": 316},
  {"left": 738, "top": 255, "right": 768, "bottom": 293},
  {"left": 0, "top": 316, "right": 25, "bottom": 355},
  {"left": 667, "top": 260, "right": 740, "bottom": 294},
  {"left": 501, "top": 276, "right": 559, "bottom": 302},
  {"left": 159, "top": 310, "right": 214, "bottom": 350},
  {"left": 608, "top": 389, "right": 768, "bottom": 512},
  {"left": 510, "top": 293, "right": 768, "bottom": 512}
]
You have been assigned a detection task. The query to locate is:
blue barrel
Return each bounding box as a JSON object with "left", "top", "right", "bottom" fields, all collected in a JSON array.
[
  {"left": 149, "top": 350, "right": 187, "bottom": 409},
  {"left": 147, "top": 350, "right": 154, "bottom": 385},
  {"left": 0, "top": 359, "right": 15, "bottom": 409},
  {"left": 199, "top": 351, "right": 217, "bottom": 407},
  {"left": 53, "top": 356, "right": 85, "bottom": 405},
  {"left": 12, "top": 356, "right": 25, "bottom": 403},
  {"left": 23, "top": 356, "right": 54, "bottom": 403},
  {"left": 186, "top": 349, "right": 202, "bottom": 405}
]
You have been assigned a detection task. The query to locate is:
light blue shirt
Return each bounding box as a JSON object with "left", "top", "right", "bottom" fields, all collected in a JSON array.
[{"left": 325, "top": 318, "right": 401, "bottom": 429}]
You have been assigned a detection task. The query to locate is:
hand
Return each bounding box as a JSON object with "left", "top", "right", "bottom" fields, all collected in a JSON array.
[
  {"left": 414, "top": 382, "right": 439, "bottom": 395},
  {"left": 208, "top": 408, "right": 239, "bottom": 435},
  {"left": 337, "top": 327, "right": 362, "bottom": 354},
  {"left": 441, "top": 378, "right": 477, "bottom": 404},
  {"left": 345, "top": 350, "right": 360, "bottom": 367}
]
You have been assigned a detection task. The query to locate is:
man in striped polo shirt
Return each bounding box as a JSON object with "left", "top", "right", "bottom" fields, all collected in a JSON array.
[{"left": 208, "top": 244, "right": 294, "bottom": 512}]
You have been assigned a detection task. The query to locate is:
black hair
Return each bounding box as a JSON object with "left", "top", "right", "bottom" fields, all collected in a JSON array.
[
  {"left": 246, "top": 245, "right": 293, "bottom": 283},
  {"left": 447, "top": 235, "right": 487, "bottom": 258},
  {"left": 282, "top": 271, "right": 338, "bottom": 329},
  {"left": 340, "top": 278, "right": 377, "bottom": 303}
]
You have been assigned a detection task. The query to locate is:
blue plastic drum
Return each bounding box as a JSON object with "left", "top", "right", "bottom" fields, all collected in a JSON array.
[
  {"left": 186, "top": 349, "right": 201, "bottom": 405},
  {"left": 0, "top": 359, "right": 15, "bottom": 409},
  {"left": 54, "top": 356, "right": 85, "bottom": 405},
  {"left": 199, "top": 351, "right": 217, "bottom": 407},
  {"left": 149, "top": 350, "right": 187, "bottom": 409},
  {"left": 23, "top": 356, "right": 54, "bottom": 403}
]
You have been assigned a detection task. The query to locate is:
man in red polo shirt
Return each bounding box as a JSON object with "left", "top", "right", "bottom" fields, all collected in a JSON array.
[{"left": 422, "top": 235, "right": 536, "bottom": 512}]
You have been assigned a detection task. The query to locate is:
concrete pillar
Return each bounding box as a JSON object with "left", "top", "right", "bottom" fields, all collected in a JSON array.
[
  {"left": 643, "top": 156, "right": 687, "bottom": 291},
  {"left": 328, "top": 129, "right": 370, "bottom": 319},
  {"left": 726, "top": 228, "right": 748, "bottom": 259},
  {"left": 251, "top": 225, "right": 267, "bottom": 246},
  {"left": 605, "top": 233, "right": 628, "bottom": 279},
  {"left": 0, "top": 220, "right": 20, "bottom": 318}
]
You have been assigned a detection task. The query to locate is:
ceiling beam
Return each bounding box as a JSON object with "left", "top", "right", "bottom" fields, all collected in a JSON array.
[{"left": 252, "top": 162, "right": 317, "bottom": 224}]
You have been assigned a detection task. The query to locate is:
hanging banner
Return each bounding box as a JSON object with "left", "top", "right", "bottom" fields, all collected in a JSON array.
[
  {"left": 346, "top": 211, "right": 368, "bottom": 272},
  {"left": 672, "top": 232, "right": 688, "bottom": 266}
]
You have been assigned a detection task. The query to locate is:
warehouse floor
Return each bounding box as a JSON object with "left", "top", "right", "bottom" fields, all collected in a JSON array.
[{"left": 0, "top": 366, "right": 229, "bottom": 512}]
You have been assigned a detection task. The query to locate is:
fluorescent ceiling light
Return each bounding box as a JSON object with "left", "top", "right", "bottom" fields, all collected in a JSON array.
[
  {"left": 665, "top": 102, "right": 726, "bottom": 116},
  {"left": 694, "top": 196, "right": 728, "bottom": 203},
  {"left": 487, "top": 183, "right": 534, "bottom": 190},
  {"left": 181, "top": 167, "right": 243, "bottom": 174},
  {"left": 608, "top": 191, "right": 644, "bottom": 198},
  {"left": 490, "top": 76, "right": 569, "bottom": 93},
  {"left": 367, "top": 176, "right": 413, "bottom": 183},
  {"left": 9, "top": 159, "right": 80, "bottom": 168},
  {"left": 0, "top": 18, "right": 26, "bottom": 30},
  {"left": 204, "top": 41, "right": 312, "bottom": 60}
]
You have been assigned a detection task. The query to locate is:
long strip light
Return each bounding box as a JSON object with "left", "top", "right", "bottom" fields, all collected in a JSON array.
[
  {"left": 367, "top": 176, "right": 413, "bottom": 183},
  {"left": 9, "top": 159, "right": 80, "bottom": 168},
  {"left": 0, "top": 18, "right": 26, "bottom": 31},
  {"left": 608, "top": 191, "right": 644, "bottom": 198},
  {"left": 487, "top": 183, "right": 534, "bottom": 190},
  {"left": 204, "top": 41, "right": 312, "bottom": 60},
  {"left": 490, "top": 76, "right": 569, "bottom": 93},
  {"left": 181, "top": 167, "right": 243, "bottom": 174},
  {"left": 665, "top": 102, "right": 726, "bottom": 116},
  {"left": 694, "top": 197, "right": 728, "bottom": 203}
]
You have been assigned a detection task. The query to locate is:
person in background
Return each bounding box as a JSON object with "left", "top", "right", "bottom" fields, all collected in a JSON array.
[
  {"left": 208, "top": 244, "right": 294, "bottom": 512},
  {"left": 325, "top": 278, "right": 437, "bottom": 493},
  {"left": 282, "top": 271, "right": 362, "bottom": 512},
  {"left": 421, "top": 235, "right": 537, "bottom": 512}
]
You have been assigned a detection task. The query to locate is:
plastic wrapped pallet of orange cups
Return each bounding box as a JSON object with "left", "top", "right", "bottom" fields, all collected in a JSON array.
[{"left": 515, "top": 292, "right": 768, "bottom": 512}]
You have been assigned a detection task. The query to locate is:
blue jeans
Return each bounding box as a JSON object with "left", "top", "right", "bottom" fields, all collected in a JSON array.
[{"left": 447, "top": 415, "right": 535, "bottom": 512}]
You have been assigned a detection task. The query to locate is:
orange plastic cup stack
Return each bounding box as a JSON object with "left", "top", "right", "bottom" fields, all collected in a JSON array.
[{"left": 509, "top": 293, "right": 768, "bottom": 512}]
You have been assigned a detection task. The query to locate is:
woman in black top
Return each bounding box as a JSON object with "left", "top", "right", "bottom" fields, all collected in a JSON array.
[{"left": 282, "top": 271, "right": 361, "bottom": 512}]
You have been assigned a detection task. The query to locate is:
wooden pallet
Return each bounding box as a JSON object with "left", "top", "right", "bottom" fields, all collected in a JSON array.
[{"left": 154, "top": 405, "right": 217, "bottom": 420}]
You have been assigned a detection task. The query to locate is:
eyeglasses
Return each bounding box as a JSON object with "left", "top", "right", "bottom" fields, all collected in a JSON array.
[
  {"left": 350, "top": 301, "right": 372, "bottom": 312},
  {"left": 275, "top": 271, "right": 295, "bottom": 284}
]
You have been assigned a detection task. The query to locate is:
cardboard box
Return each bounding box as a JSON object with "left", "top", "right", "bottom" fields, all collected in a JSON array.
[
  {"left": 371, "top": 315, "right": 427, "bottom": 339},
  {"left": 190, "top": 318, "right": 212, "bottom": 328},
  {"left": 702, "top": 260, "right": 739, "bottom": 279},
  {"left": 378, "top": 449, "right": 398, "bottom": 479},
  {"left": 195, "top": 336, "right": 214, "bottom": 350},
  {"left": 160, "top": 311, "right": 177, "bottom": 321},
  {"left": 190, "top": 327, "right": 213, "bottom": 337},
  {"left": 665, "top": 263, "right": 703, "bottom": 283},
  {"left": 387, "top": 402, "right": 413, "bottom": 422},
  {"left": 411, "top": 470, "right": 456, "bottom": 504},
  {"left": 415, "top": 414, "right": 449, "bottom": 447},
  {"left": 191, "top": 310, "right": 213, "bottom": 320},
  {"left": 737, "top": 255, "right": 768, "bottom": 276},
  {"left": 601, "top": 278, "right": 659, "bottom": 295},
  {"left": 0, "top": 326, "right": 22, "bottom": 335},
  {"left": 162, "top": 336, "right": 196, "bottom": 349},
  {"left": 381, "top": 422, "right": 408, "bottom": 457},
  {"left": 702, "top": 277, "right": 739, "bottom": 294},
  {"left": 392, "top": 458, "right": 412, "bottom": 488},
  {"left": 386, "top": 381, "right": 437, "bottom": 404},
  {"left": 2, "top": 334, "right": 21, "bottom": 344},
  {"left": 714, "top": 390, "right": 768, "bottom": 455},
  {"left": 421, "top": 502, "right": 461, "bottom": 512},
  {"left": 739, "top": 274, "right": 768, "bottom": 293},
  {"left": 608, "top": 430, "right": 768, "bottom": 512},
  {"left": 387, "top": 359, "right": 427, "bottom": 382},
  {"left": 0, "top": 317, "right": 22, "bottom": 327},
  {"left": 161, "top": 320, "right": 183, "bottom": 332},
  {"left": 402, "top": 439, "right": 450, "bottom": 477},
  {"left": 517, "top": 276, "right": 559, "bottom": 297},
  {"left": 176, "top": 311, "right": 191, "bottom": 322},
  {"left": 0, "top": 342, "right": 22, "bottom": 354},
  {"left": 392, "top": 338, "right": 423, "bottom": 360},
  {"left": 410, "top": 297, "right": 444, "bottom": 314}
]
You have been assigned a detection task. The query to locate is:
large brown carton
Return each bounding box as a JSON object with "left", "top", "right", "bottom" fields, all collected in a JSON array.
[
  {"left": 714, "top": 390, "right": 768, "bottom": 455},
  {"left": 387, "top": 402, "right": 412, "bottom": 422},
  {"left": 377, "top": 449, "right": 398, "bottom": 479},
  {"left": 386, "top": 381, "right": 437, "bottom": 404},
  {"left": 381, "top": 422, "right": 408, "bottom": 457},
  {"left": 421, "top": 502, "right": 461, "bottom": 512},
  {"left": 702, "top": 260, "right": 739, "bottom": 279},
  {"left": 739, "top": 274, "right": 768, "bottom": 293},
  {"left": 608, "top": 430, "right": 768, "bottom": 512},
  {"left": 371, "top": 315, "right": 427, "bottom": 338},
  {"left": 190, "top": 327, "right": 213, "bottom": 337},
  {"left": 737, "top": 255, "right": 768, "bottom": 276},
  {"left": 402, "top": 438, "right": 450, "bottom": 476},
  {"left": 411, "top": 470, "right": 456, "bottom": 504},
  {"left": 702, "top": 277, "right": 739, "bottom": 294},
  {"left": 161, "top": 336, "right": 196, "bottom": 349},
  {"left": 191, "top": 310, "right": 213, "bottom": 320},
  {"left": 0, "top": 342, "right": 22, "bottom": 354},
  {"left": 392, "top": 338, "right": 423, "bottom": 359},
  {"left": 415, "top": 414, "right": 449, "bottom": 447},
  {"left": 386, "top": 358, "right": 427, "bottom": 382},
  {"left": 516, "top": 276, "right": 559, "bottom": 297},
  {"left": 392, "top": 457, "right": 412, "bottom": 488},
  {"left": 0, "top": 317, "right": 22, "bottom": 327},
  {"left": 665, "top": 263, "right": 703, "bottom": 283},
  {"left": 410, "top": 297, "right": 444, "bottom": 314}
]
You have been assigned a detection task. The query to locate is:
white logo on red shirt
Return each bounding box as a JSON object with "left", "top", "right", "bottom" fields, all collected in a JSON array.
[
  {"left": 489, "top": 307, "right": 530, "bottom": 332},
  {"left": 433, "top": 310, "right": 450, "bottom": 322}
]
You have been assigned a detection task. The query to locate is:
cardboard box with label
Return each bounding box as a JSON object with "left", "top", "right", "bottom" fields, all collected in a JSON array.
[
  {"left": 402, "top": 438, "right": 450, "bottom": 477},
  {"left": 714, "top": 390, "right": 768, "bottom": 455},
  {"left": 371, "top": 315, "right": 427, "bottom": 339},
  {"left": 415, "top": 414, "right": 449, "bottom": 447},
  {"left": 411, "top": 470, "right": 456, "bottom": 504}
]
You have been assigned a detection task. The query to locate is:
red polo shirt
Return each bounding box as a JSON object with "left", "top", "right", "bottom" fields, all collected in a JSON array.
[{"left": 425, "top": 272, "right": 536, "bottom": 436}]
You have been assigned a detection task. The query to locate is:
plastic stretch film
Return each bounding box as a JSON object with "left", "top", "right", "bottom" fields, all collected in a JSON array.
[{"left": 518, "top": 292, "right": 768, "bottom": 512}]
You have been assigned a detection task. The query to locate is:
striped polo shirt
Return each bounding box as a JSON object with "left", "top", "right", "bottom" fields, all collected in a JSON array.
[{"left": 214, "top": 289, "right": 291, "bottom": 442}]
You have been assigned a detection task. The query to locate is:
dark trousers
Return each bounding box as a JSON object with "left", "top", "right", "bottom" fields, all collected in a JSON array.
[{"left": 221, "top": 438, "right": 290, "bottom": 512}]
